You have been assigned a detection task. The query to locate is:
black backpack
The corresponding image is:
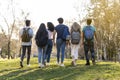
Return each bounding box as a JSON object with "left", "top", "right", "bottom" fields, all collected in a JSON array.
[
  {"left": 35, "top": 31, "right": 48, "bottom": 48},
  {"left": 21, "top": 28, "right": 31, "bottom": 42}
]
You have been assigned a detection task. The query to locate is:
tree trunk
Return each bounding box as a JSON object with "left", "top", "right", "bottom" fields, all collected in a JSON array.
[
  {"left": 104, "top": 44, "right": 107, "bottom": 60},
  {"left": 8, "top": 41, "right": 11, "bottom": 59},
  {"left": 96, "top": 48, "right": 99, "bottom": 61},
  {"left": 117, "top": 49, "right": 120, "bottom": 63}
]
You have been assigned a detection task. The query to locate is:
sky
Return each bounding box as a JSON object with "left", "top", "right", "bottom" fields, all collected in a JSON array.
[
  {"left": 18, "top": 0, "right": 79, "bottom": 26},
  {"left": 17, "top": 0, "right": 90, "bottom": 26},
  {"left": 0, "top": 0, "right": 91, "bottom": 33}
]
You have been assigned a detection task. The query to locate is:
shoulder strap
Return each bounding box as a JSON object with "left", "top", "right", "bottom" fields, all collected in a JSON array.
[
  {"left": 86, "top": 25, "right": 92, "bottom": 28},
  {"left": 84, "top": 26, "right": 91, "bottom": 31},
  {"left": 23, "top": 27, "right": 30, "bottom": 31},
  {"left": 23, "top": 28, "right": 26, "bottom": 30},
  {"left": 25, "top": 28, "right": 30, "bottom": 34},
  {"left": 27, "top": 28, "right": 30, "bottom": 31}
]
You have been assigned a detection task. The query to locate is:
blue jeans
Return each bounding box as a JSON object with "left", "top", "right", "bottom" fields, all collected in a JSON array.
[
  {"left": 84, "top": 41, "right": 95, "bottom": 63},
  {"left": 45, "top": 39, "right": 53, "bottom": 63},
  {"left": 38, "top": 46, "right": 47, "bottom": 64},
  {"left": 56, "top": 39, "right": 66, "bottom": 63}
]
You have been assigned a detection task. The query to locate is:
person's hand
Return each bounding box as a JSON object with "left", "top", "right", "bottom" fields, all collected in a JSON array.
[
  {"left": 80, "top": 42, "right": 84, "bottom": 47},
  {"left": 66, "top": 41, "right": 69, "bottom": 45},
  {"left": 53, "top": 42, "right": 56, "bottom": 46},
  {"left": 96, "top": 41, "right": 98, "bottom": 47},
  {"left": 53, "top": 40, "right": 56, "bottom": 46}
]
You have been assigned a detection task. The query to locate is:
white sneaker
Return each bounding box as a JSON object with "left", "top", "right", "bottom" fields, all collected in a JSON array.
[
  {"left": 74, "top": 63, "right": 77, "bottom": 66},
  {"left": 46, "top": 63, "right": 50, "bottom": 66},
  {"left": 39, "top": 63, "right": 41, "bottom": 66},
  {"left": 38, "top": 63, "right": 44, "bottom": 68},
  {"left": 56, "top": 62, "right": 60, "bottom": 66},
  {"left": 60, "top": 64, "right": 65, "bottom": 67},
  {"left": 40, "top": 64, "right": 45, "bottom": 68},
  {"left": 27, "top": 64, "right": 31, "bottom": 67}
]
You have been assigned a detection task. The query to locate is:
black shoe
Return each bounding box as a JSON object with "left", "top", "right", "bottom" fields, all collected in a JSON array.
[
  {"left": 71, "top": 61, "right": 74, "bottom": 66},
  {"left": 85, "top": 63, "right": 90, "bottom": 66},
  {"left": 71, "top": 61, "right": 76, "bottom": 66},
  {"left": 44, "top": 62, "right": 46, "bottom": 67},
  {"left": 92, "top": 60, "right": 96, "bottom": 65},
  {"left": 20, "top": 61, "right": 23, "bottom": 68}
]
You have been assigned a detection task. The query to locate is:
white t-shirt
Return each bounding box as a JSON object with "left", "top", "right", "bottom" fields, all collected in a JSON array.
[{"left": 47, "top": 30, "right": 53, "bottom": 39}]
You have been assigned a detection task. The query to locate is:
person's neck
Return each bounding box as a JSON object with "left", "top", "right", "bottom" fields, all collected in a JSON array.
[
  {"left": 26, "top": 26, "right": 30, "bottom": 27},
  {"left": 87, "top": 24, "right": 91, "bottom": 26},
  {"left": 59, "top": 23, "right": 63, "bottom": 25}
]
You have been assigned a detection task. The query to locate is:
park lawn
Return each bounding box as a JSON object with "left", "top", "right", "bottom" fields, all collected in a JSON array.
[{"left": 0, "top": 58, "right": 120, "bottom": 80}]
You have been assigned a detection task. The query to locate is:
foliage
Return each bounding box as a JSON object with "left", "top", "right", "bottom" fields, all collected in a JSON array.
[
  {"left": 87, "top": 0, "right": 120, "bottom": 61},
  {"left": 0, "top": 0, "right": 30, "bottom": 59}
]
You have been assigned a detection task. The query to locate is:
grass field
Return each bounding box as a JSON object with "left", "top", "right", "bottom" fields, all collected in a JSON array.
[{"left": 0, "top": 58, "right": 120, "bottom": 80}]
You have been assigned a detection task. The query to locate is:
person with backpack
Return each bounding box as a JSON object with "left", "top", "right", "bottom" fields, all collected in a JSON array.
[
  {"left": 45, "top": 22, "right": 54, "bottom": 66},
  {"left": 35, "top": 23, "right": 48, "bottom": 68},
  {"left": 53, "top": 17, "right": 70, "bottom": 67},
  {"left": 19, "top": 20, "right": 33, "bottom": 68},
  {"left": 70, "top": 22, "right": 81, "bottom": 66},
  {"left": 82, "top": 18, "right": 97, "bottom": 66}
]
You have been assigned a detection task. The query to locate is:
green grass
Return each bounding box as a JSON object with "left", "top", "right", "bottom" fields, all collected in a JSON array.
[{"left": 0, "top": 58, "right": 120, "bottom": 80}]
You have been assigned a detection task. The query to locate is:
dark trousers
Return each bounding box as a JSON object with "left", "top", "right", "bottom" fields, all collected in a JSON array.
[
  {"left": 20, "top": 45, "right": 31, "bottom": 65},
  {"left": 84, "top": 41, "right": 95, "bottom": 63}
]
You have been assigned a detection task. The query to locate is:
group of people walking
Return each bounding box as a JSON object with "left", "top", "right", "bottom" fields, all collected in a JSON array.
[{"left": 19, "top": 17, "right": 97, "bottom": 68}]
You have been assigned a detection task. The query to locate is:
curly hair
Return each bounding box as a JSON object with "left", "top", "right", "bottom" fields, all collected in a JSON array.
[{"left": 47, "top": 22, "right": 54, "bottom": 32}]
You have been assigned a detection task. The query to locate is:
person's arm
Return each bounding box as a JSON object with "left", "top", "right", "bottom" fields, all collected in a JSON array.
[
  {"left": 81, "top": 31, "right": 84, "bottom": 45},
  {"left": 94, "top": 32, "right": 97, "bottom": 41},
  {"left": 66, "top": 26, "right": 71, "bottom": 46},
  {"left": 93, "top": 26, "right": 97, "bottom": 44},
  {"left": 19, "top": 28, "right": 23, "bottom": 42},
  {"left": 35, "top": 31, "right": 38, "bottom": 40},
  {"left": 81, "top": 26, "right": 85, "bottom": 46},
  {"left": 53, "top": 30, "right": 56, "bottom": 45},
  {"left": 29, "top": 28, "right": 34, "bottom": 38},
  {"left": 94, "top": 31, "right": 98, "bottom": 46},
  {"left": 19, "top": 28, "right": 23, "bottom": 38}
]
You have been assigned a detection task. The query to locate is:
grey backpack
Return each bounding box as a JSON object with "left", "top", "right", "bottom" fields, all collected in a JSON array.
[{"left": 71, "top": 31, "right": 80, "bottom": 44}]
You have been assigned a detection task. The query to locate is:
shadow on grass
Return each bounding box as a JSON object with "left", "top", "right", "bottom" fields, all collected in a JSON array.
[
  {"left": 0, "top": 68, "right": 34, "bottom": 80},
  {"left": 0, "top": 63, "right": 119, "bottom": 80}
]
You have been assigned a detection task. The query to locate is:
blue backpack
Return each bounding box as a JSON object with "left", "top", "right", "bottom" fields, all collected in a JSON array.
[
  {"left": 84, "top": 26, "right": 94, "bottom": 41},
  {"left": 62, "top": 26, "right": 70, "bottom": 41}
]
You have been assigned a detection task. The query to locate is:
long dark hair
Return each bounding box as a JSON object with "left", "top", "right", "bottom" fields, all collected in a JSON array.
[
  {"left": 47, "top": 22, "right": 54, "bottom": 32},
  {"left": 35, "top": 23, "right": 47, "bottom": 40},
  {"left": 38, "top": 23, "right": 46, "bottom": 33}
]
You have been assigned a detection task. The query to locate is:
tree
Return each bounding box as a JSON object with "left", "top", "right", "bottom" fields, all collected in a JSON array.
[
  {"left": 0, "top": 0, "right": 30, "bottom": 59},
  {"left": 74, "top": 0, "right": 120, "bottom": 61},
  {"left": 89, "top": 0, "right": 120, "bottom": 61}
]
